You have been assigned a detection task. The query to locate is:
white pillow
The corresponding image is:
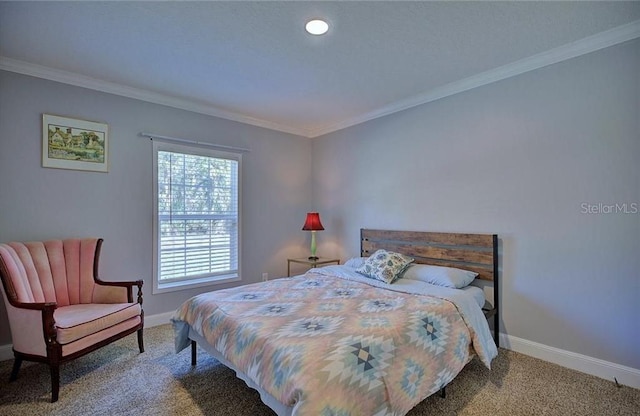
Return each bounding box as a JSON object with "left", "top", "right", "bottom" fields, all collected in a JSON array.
[
  {"left": 344, "top": 257, "right": 367, "bottom": 268},
  {"left": 402, "top": 264, "right": 477, "bottom": 288}
]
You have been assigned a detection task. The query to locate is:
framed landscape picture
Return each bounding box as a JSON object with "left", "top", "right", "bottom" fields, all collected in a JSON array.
[{"left": 42, "top": 114, "right": 109, "bottom": 172}]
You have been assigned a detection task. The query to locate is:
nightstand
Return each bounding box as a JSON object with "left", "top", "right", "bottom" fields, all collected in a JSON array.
[{"left": 287, "top": 257, "right": 340, "bottom": 277}]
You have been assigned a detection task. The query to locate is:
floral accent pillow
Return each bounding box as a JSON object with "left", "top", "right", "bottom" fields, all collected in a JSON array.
[{"left": 355, "top": 249, "right": 415, "bottom": 284}]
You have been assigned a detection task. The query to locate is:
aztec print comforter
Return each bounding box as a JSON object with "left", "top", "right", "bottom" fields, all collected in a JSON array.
[{"left": 173, "top": 265, "right": 497, "bottom": 416}]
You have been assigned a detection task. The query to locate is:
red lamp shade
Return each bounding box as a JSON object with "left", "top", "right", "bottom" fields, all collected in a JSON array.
[{"left": 302, "top": 212, "right": 324, "bottom": 231}]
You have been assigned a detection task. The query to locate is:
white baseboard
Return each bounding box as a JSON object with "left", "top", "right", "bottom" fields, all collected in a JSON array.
[
  {"left": 499, "top": 332, "right": 640, "bottom": 390},
  {"left": 144, "top": 311, "right": 175, "bottom": 328},
  {"left": 1, "top": 321, "right": 638, "bottom": 390}
]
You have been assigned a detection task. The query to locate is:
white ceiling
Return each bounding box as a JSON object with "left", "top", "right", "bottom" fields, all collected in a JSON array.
[{"left": 1, "top": 1, "right": 639, "bottom": 137}]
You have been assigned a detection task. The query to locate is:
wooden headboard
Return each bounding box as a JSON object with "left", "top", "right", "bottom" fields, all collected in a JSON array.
[{"left": 360, "top": 229, "right": 500, "bottom": 346}]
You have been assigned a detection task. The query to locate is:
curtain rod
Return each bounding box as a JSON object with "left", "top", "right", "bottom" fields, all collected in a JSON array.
[{"left": 139, "top": 132, "right": 250, "bottom": 153}]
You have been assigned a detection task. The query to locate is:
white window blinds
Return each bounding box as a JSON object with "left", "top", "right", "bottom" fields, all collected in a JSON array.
[{"left": 154, "top": 143, "right": 240, "bottom": 287}]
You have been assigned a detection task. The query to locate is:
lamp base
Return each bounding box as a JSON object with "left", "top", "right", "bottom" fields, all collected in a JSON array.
[{"left": 308, "top": 256, "right": 319, "bottom": 261}]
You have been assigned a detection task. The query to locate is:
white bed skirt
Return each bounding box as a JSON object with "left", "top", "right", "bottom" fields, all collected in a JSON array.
[{"left": 188, "top": 327, "right": 296, "bottom": 416}]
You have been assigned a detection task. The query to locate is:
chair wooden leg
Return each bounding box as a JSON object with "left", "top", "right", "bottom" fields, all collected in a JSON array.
[
  {"left": 137, "top": 328, "right": 145, "bottom": 353},
  {"left": 50, "top": 364, "right": 60, "bottom": 402},
  {"left": 9, "top": 357, "right": 22, "bottom": 381}
]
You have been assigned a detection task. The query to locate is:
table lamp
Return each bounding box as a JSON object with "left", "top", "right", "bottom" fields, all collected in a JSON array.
[{"left": 302, "top": 212, "right": 324, "bottom": 260}]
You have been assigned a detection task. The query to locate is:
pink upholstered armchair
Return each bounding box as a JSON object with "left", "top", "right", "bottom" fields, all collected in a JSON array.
[{"left": 0, "top": 238, "right": 144, "bottom": 402}]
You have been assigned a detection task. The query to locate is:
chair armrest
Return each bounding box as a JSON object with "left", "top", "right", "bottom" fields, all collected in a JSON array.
[
  {"left": 94, "top": 279, "right": 143, "bottom": 304},
  {"left": 6, "top": 300, "right": 58, "bottom": 347},
  {"left": 91, "top": 240, "right": 143, "bottom": 304},
  {"left": 9, "top": 299, "right": 57, "bottom": 311}
]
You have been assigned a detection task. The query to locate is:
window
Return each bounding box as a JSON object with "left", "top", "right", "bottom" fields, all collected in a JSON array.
[{"left": 153, "top": 141, "right": 241, "bottom": 293}]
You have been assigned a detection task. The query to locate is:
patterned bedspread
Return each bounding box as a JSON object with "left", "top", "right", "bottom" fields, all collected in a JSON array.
[{"left": 173, "top": 268, "right": 496, "bottom": 416}]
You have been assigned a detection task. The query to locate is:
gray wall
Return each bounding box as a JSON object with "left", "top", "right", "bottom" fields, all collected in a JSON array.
[
  {"left": 0, "top": 70, "right": 313, "bottom": 346},
  {"left": 312, "top": 39, "right": 639, "bottom": 369}
]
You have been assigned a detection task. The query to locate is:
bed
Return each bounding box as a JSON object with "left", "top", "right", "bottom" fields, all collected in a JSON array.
[{"left": 172, "top": 229, "right": 499, "bottom": 415}]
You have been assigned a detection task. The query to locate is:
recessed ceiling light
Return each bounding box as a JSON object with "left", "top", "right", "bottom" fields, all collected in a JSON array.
[{"left": 305, "top": 19, "right": 329, "bottom": 36}]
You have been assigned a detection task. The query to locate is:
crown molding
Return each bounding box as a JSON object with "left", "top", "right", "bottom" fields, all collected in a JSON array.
[
  {"left": 0, "top": 57, "right": 312, "bottom": 138},
  {"left": 2, "top": 20, "right": 638, "bottom": 139},
  {"left": 307, "top": 20, "right": 640, "bottom": 138}
]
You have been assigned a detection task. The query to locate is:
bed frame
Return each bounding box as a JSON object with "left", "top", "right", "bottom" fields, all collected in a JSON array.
[
  {"left": 185, "top": 229, "right": 500, "bottom": 413},
  {"left": 360, "top": 229, "right": 499, "bottom": 347}
]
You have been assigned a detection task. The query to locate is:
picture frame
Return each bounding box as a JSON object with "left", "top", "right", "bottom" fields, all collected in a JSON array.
[{"left": 42, "top": 114, "right": 109, "bottom": 172}]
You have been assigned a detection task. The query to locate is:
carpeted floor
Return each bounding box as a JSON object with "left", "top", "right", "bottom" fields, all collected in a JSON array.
[{"left": 0, "top": 324, "right": 638, "bottom": 415}]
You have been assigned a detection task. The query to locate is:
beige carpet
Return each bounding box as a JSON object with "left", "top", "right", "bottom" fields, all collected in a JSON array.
[{"left": 0, "top": 324, "right": 638, "bottom": 416}]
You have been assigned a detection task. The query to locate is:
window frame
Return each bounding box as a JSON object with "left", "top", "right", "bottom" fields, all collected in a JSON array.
[{"left": 152, "top": 140, "right": 242, "bottom": 294}]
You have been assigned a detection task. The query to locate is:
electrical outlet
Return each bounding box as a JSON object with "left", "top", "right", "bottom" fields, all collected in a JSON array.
[{"left": 262, "top": 272, "right": 269, "bottom": 281}]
